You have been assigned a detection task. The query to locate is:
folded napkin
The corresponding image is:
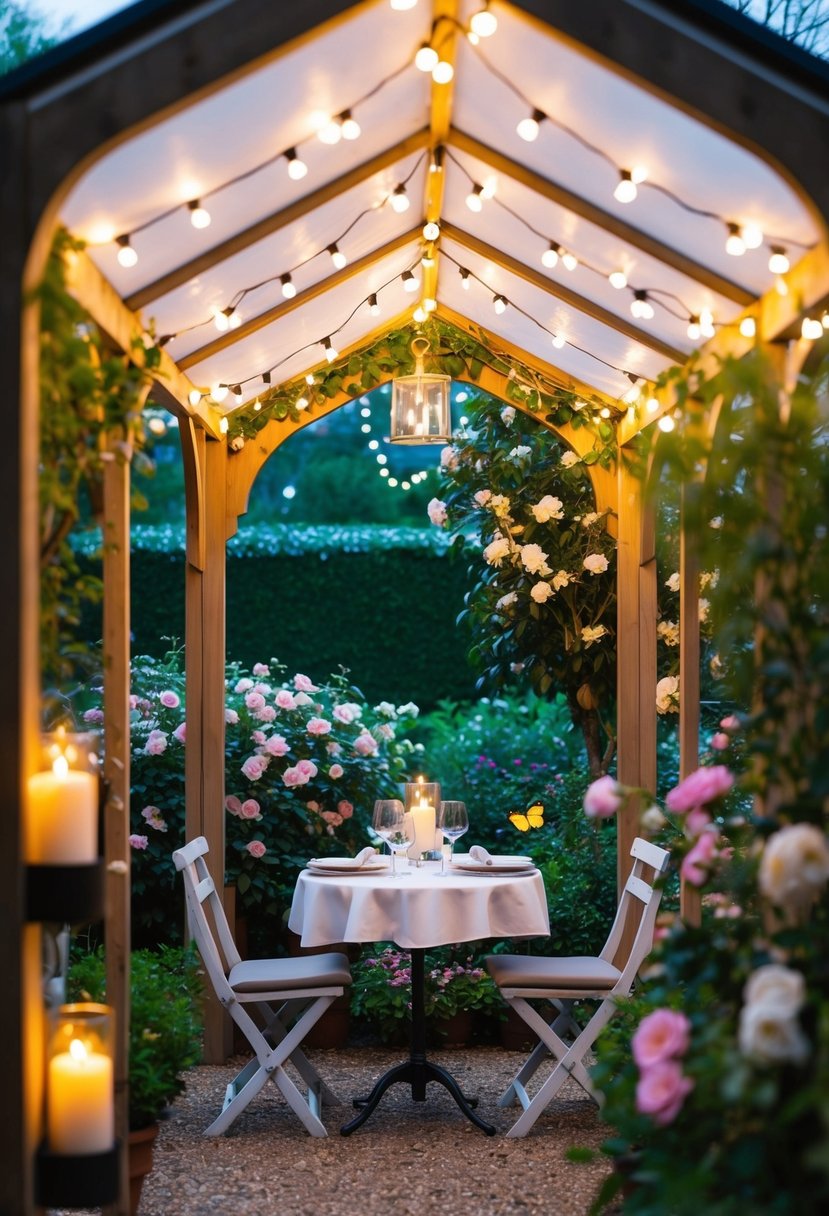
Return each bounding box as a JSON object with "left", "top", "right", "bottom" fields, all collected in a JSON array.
[
  {"left": 468, "top": 845, "right": 494, "bottom": 865},
  {"left": 353, "top": 845, "right": 378, "bottom": 867}
]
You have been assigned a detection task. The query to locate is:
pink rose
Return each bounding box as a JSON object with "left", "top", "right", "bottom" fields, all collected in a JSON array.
[
  {"left": 283, "top": 761, "right": 317, "bottom": 787},
  {"left": 234, "top": 678, "right": 253, "bottom": 693},
  {"left": 141, "top": 806, "right": 168, "bottom": 832},
  {"left": 159, "top": 690, "right": 180, "bottom": 709},
  {"left": 83, "top": 708, "right": 104, "bottom": 724},
  {"left": 172, "top": 721, "right": 186, "bottom": 744},
  {"left": 256, "top": 705, "right": 276, "bottom": 722},
  {"left": 129, "top": 834, "right": 148, "bottom": 850},
  {"left": 709, "top": 732, "right": 730, "bottom": 751},
  {"left": 240, "top": 799, "right": 261, "bottom": 820},
  {"left": 680, "top": 831, "right": 718, "bottom": 886},
  {"left": 294, "top": 674, "right": 320, "bottom": 693},
  {"left": 252, "top": 663, "right": 270, "bottom": 677},
  {"left": 306, "top": 800, "right": 321, "bottom": 813},
  {"left": 354, "top": 732, "right": 378, "bottom": 757},
  {"left": 246, "top": 840, "right": 267, "bottom": 858},
  {"left": 225, "top": 708, "right": 239, "bottom": 725},
  {"left": 307, "top": 717, "right": 332, "bottom": 736},
  {"left": 685, "top": 808, "right": 712, "bottom": 838},
  {"left": 144, "top": 729, "right": 168, "bottom": 756},
  {"left": 322, "top": 811, "right": 343, "bottom": 826},
  {"left": 225, "top": 796, "right": 243, "bottom": 817},
  {"left": 275, "top": 689, "right": 297, "bottom": 710},
  {"left": 296, "top": 758, "right": 318, "bottom": 780},
  {"left": 632, "top": 1010, "right": 691, "bottom": 1069},
  {"left": 635, "top": 1060, "right": 693, "bottom": 1126},
  {"left": 328, "top": 763, "right": 344, "bottom": 779},
  {"left": 245, "top": 691, "right": 266, "bottom": 712},
  {"left": 666, "top": 765, "right": 734, "bottom": 814},
  {"left": 241, "top": 754, "right": 268, "bottom": 781},
  {"left": 427, "top": 497, "right": 448, "bottom": 527},
  {"left": 252, "top": 730, "right": 266, "bottom": 745},
  {"left": 583, "top": 775, "right": 624, "bottom": 819},
  {"left": 294, "top": 691, "right": 313, "bottom": 707},
  {"left": 720, "top": 714, "right": 741, "bottom": 731},
  {"left": 337, "top": 800, "right": 354, "bottom": 819},
  {"left": 326, "top": 741, "right": 343, "bottom": 756},
  {"left": 264, "top": 733, "right": 290, "bottom": 757},
  {"left": 333, "top": 703, "right": 361, "bottom": 725}
]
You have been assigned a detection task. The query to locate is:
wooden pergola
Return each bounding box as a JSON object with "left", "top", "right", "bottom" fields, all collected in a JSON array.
[{"left": 2, "top": 1, "right": 828, "bottom": 1211}]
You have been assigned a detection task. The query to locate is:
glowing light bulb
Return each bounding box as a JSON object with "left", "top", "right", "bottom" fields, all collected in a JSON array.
[
  {"left": 413, "top": 306, "right": 427, "bottom": 322},
  {"left": 415, "top": 43, "right": 438, "bottom": 72},
  {"left": 614, "top": 170, "right": 637, "bottom": 203},
  {"left": 285, "top": 147, "right": 308, "bottom": 180},
  {"left": 699, "top": 308, "right": 715, "bottom": 339},
  {"left": 368, "top": 293, "right": 380, "bottom": 316},
  {"left": 741, "top": 223, "right": 763, "bottom": 249},
  {"left": 432, "top": 60, "right": 454, "bottom": 84},
  {"left": 188, "top": 389, "right": 203, "bottom": 407},
  {"left": 517, "top": 108, "right": 544, "bottom": 142},
  {"left": 551, "top": 332, "right": 566, "bottom": 349},
  {"left": 775, "top": 276, "right": 789, "bottom": 296},
  {"left": 380, "top": 467, "right": 390, "bottom": 477},
  {"left": 317, "top": 117, "right": 342, "bottom": 145},
  {"left": 322, "top": 337, "right": 338, "bottom": 363},
  {"left": 459, "top": 268, "right": 471, "bottom": 289},
  {"left": 423, "top": 220, "right": 440, "bottom": 241},
  {"left": 390, "top": 184, "right": 410, "bottom": 213},
  {"left": 219, "top": 416, "right": 229, "bottom": 434},
  {"left": 328, "top": 244, "right": 347, "bottom": 270},
  {"left": 739, "top": 316, "right": 756, "bottom": 338},
  {"left": 376, "top": 453, "right": 387, "bottom": 465},
  {"left": 609, "top": 270, "right": 627, "bottom": 289},
  {"left": 253, "top": 398, "right": 262, "bottom": 411},
  {"left": 725, "top": 223, "right": 745, "bottom": 256},
  {"left": 630, "top": 290, "right": 654, "bottom": 320},
  {"left": 687, "top": 316, "right": 701, "bottom": 341},
  {"left": 421, "top": 249, "right": 435, "bottom": 268},
  {"left": 470, "top": 5, "right": 497, "bottom": 37},
  {"left": 423, "top": 296, "right": 437, "bottom": 312},
  {"left": 430, "top": 147, "right": 444, "bottom": 174},
  {"left": 658, "top": 415, "right": 675, "bottom": 432},
  {"left": 296, "top": 396, "right": 309, "bottom": 409},
  {"left": 541, "top": 242, "right": 560, "bottom": 269},
  {"left": 340, "top": 110, "right": 361, "bottom": 140},
  {"left": 493, "top": 294, "right": 507, "bottom": 314},
  {"left": 281, "top": 274, "right": 296, "bottom": 299},
  {"left": 802, "top": 317, "right": 823, "bottom": 340},
  {"left": 561, "top": 251, "right": 577, "bottom": 271},
  {"left": 188, "top": 199, "right": 211, "bottom": 229},
  {"left": 646, "top": 397, "right": 660, "bottom": 414},
  {"left": 116, "top": 235, "right": 137, "bottom": 267},
  {"left": 402, "top": 270, "right": 419, "bottom": 292},
  {"left": 465, "top": 184, "right": 484, "bottom": 213},
  {"left": 212, "top": 307, "right": 229, "bottom": 332},
  {"left": 768, "top": 246, "right": 790, "bottom": 275},
  {"left": 390, "top": 0, "right": 417, "bottom": 10},
  {"left": 388, "top": 477, "right": 399, "bottom": 487},
  {"left": 211, "top": 384, "right": 228, "bottom": 403},
  {"left": 230, "top": 383, "right": 243, "bottom": 403},
  {"left": 306, "top": 373, "right": 315, "bottom": 385}
]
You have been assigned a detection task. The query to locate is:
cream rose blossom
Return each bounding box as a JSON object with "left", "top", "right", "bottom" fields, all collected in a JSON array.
[
  {"left": 530, "top": 581, "right": 553, "bottom": 603},
  {"left": 530, "top": 495, "right": 564, "bottom": 523},
  {"left": 520, "top": 543, "right": 550, "bottom": 576},
  {"left": 583, "top": 553, "right": 609, "bottom": 575},
  {"left": 759, "top": 823, "right": 829, "bottom": 919}
]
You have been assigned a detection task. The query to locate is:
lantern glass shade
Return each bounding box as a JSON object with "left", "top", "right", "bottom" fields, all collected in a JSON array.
[
  {"left": 403, "top": 779, "right": 442, "bottom": 815},
  {"left": 390, "top": 364, "right": 451, "bottom": 444},
  {"left": 47, "top": 1004, "right": 115, "bottom": 1156}
]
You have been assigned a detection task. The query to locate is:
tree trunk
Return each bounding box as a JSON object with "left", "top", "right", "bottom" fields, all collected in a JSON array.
[{"left": 569, "top": 701, "right": 608, "bottom": 778}]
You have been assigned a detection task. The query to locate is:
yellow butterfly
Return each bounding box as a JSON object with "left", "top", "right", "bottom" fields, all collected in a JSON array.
[{"left": 507, "top": 800, "right": 545, "bottom": 832}]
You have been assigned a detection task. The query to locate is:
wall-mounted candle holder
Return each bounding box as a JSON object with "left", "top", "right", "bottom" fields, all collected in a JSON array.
[{"left": 35, "top": 1002, "right": 119, "bottom": 1208}]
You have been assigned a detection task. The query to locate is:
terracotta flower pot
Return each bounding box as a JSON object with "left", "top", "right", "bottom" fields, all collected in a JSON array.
[{"left": 128, "top": 1123, "right": 159, "bottom": 1215}]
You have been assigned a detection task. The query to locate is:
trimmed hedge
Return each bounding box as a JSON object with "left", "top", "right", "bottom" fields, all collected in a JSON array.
[{"left": 127, "top": 542, "right": 476, "bottom": 710}]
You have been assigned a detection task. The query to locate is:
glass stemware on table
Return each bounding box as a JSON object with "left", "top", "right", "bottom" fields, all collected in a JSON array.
[
  {"left": 372, "top": 799, "right": 413, "bottom": 877},
  {"left": 437, "top": 800, "right": 468, "bottom": 875}
]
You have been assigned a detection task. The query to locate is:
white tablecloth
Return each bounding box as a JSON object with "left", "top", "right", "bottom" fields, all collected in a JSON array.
[{"left": 288, "top": 862, "right": 550, "bottom": 949}]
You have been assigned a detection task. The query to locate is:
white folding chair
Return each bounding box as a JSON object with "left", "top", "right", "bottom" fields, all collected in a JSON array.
[
  {"left": 487, "top": 835, "right": 670, "bottom": 1138},
  {"left": 172, "top": 836, "right": 351, "bottom": 1137}
]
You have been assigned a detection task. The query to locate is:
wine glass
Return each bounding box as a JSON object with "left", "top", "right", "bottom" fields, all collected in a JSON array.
[
  {"left": 437, "top": 801, "right": 468, "bottom": 874},
  {"left": 372, "top": 799, "right": 412, "bottom": 878}
]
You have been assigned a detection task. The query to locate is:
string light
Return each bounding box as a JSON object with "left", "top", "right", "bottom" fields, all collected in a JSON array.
[
  {"left": 390, "top": 0, "right": 418, "bottom": 10},
  {"left": 687, "top": 315, "right": 701, "bottom": 341},
  {"left": 413, "top": 305, "right": 427, "bottom": 322},
  {"left": 402, "top": 269, "right": 419, "bottom": 292},
  {"left": 328, "top": 244, "right": 347, "bottom": 270},
  {"left": 415, "top": 43, "right": 438, "bottom": 71},
  {"left": 422, "top": 220, "right": 440, "bottom": 241},
  {"left": 368, "top": 293, "right": 380, "bottom": 315},
  {"left": 285, "top": 147, "right": 307, "bottom": 180},
  {"left": 211, "top": 383, "right": 229, "bottom": 403},
  {"left": 608, "top": 270, "right": 627, "bottom": 289},
  {"left": 658, "top": 414, "right": 676, "bottom": 432},
  {"left": 253, "top": 398, "right": 262, "bottom": 411},
  {"left": 281, "top": 274, "right": 296, "bottom": 299},
  {"left": 430, "top": 146, "right": 444, "bottom": 174},
  {"left": 322, "top": 337, "right": 339, "bottom": 363},
  {"left": 541, "top": 242, "right": 560, "bottom": 269},
  {"left": 296, "top": 395, "right": 309, "bottom": 409},
  {"left": 188, "top": 388, "right": 202, "bottom": 407},
  {"left": 423, "top": 296, "right": 437, "bottom": 312},
  {"left": 551, "top": 332, "right": 566, "bottom": 349},
  {"left": 768, "top": 246, "right": 790, "bottom": 274},
  {"left": 219, "top": 416, "right": 229, "bottom": 434},
  {"left": 516, "top": 108, "right": 545, "bottom": 142},
  {"left": 725, "top": 223, "right": 746, "bottom": 256},
  {"left": 630, "top": 290, "right": 654, "bottom": 320},
  {"left": 741, "top": 223, "right": 763, "bottom": 250},
  {"left": 116, "top": 235, "right": 137, "bottom": 267},
  {"left": 421, "top": 247, "right": 436, "bottom": 268},
  {"left": 459, "top": 267, "right": 471, "bottom": 289},
  {"left": 339, "top": 110, "right": 361, "bottom": 140},
  {"left": 390, "top": 184, "right": 410, "bottom": 213},
  {"left": 432, "top": 59, "right": 454, "bottom": 84},
  {"left": 739, "top": 316, "right": 756, "bottom": 338},
  {"left": 699, "top": 308, "right": 715, "bottom": 338},
  {"left": 470, "top": 3, "right": 498, "bottom": 37},
  {"left": 493, "top": 294, "right": 507, "bottom": 314},
  {"left": 188, "top": 199, "right": 211, "bottom": 229},
  {"left": 317, "top": 115, "right": 342, "bottom": 145},
  {"left": 614, "top": 170, "right": 638, "bottom": 204},
  {"left": 802, "top": 317, "right": 823, "bottom": 339},
  {"left": 466, "top": 183, "right": 485, "bottom": 212}
]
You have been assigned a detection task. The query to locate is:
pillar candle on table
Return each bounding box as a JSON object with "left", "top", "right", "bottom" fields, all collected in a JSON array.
[
  {"left": 48, "top": 1036, "right": 114, "bottom": 1154},
  {"left": 409, "top": 799, "right": 436, "bottom": 858},
  {"left": 27, "top": 755, "right": 98, "bottom": 864}
]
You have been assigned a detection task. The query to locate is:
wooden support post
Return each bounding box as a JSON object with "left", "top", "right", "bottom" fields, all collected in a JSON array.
[
  {"left": 184, "top": 430, "right": 230, "bottom": 1062},
  {"left": 616, "top": 461, "right": 657, "bottom": 959},
  {"left": 678, "top": 482, "right": 702, "bottom": 926},
  {"left": 102, "top": 429, "right": 135, "bottom": 1216}
]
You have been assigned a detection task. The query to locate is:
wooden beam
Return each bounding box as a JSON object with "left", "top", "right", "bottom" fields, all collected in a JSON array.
[
  {"left": 442, "top": 221, "right": 687, "bottom": 363},
  {"left": 126, "top": 130, "right": 431, "bottom": 311},
  {"left": 178, "top": 226, "right": 422, "bottom": 371},
  {"left": 64, "top": 249, "right": 224, "bottom": 439},
  {"left": 421, "top": 0, "right": 460, "bottom": 308},
  {"left": 448, "top": 128, "right": 755, "bottom": 307}
]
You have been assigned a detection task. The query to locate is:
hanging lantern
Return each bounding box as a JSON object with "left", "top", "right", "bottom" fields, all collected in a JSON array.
[{"left": 389, "top": 337, "right": 451, "bottom": 444}]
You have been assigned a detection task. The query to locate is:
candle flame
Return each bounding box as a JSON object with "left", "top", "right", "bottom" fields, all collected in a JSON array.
[
  {"left": 53, "top": 755, "right": 69, "bottom": 779},
  {"left": 69, "top": 1038, "right": 88, "bottom": 1062}
]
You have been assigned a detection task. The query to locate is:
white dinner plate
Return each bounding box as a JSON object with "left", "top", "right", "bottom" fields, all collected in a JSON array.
[
  {"left": 306, "top": 857, "right": 390, "bottom": 875},
  {"left": 451, "top": 854, "right": 535, "bottom": 874}
]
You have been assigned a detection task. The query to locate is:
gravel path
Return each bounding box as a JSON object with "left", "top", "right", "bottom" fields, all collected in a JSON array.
[{"left": 136, "top": 1046, "right": 611, "bottom": 1216}]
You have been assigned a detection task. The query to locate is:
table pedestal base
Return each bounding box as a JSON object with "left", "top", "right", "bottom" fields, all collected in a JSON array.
[{"left": 340, "top": 948, "right": 496, "bottom": 1136}]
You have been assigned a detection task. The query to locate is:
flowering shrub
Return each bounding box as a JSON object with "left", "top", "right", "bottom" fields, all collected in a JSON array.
[
  {"left": 78, "top": 648, "right": 420, "bottom": 945},
  {"left": 430, "top": 396, "right": 617, "bottom": 775},
  {"left": 349, "top": 946, "right": 500, "bottom": 1043}
]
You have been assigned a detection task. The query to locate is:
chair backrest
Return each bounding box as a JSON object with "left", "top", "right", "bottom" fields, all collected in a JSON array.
[
  {"left": 172, "top": 836, "right": 242, "bottom": 1000},
  {"left": 599, "top": 836, "right": 670, "bottom": 992}
]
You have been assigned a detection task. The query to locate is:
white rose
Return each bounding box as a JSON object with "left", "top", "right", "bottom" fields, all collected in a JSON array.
[
  {"left": 483, "top": 534, "right": 511, "bottom": 567},
  {"left": 520, "top": 543, "right": 551, "bottom": 576},
  {"left": 530, "top": 581, "right": 553, "bottom": 604},
  {"left": 581, "top": 624, "right": 608, "bottom": 646},
  {"left": 229, "top": 435, "right": 245, "bottom": 452},
  {"left": 509, "top": 445, "right": 531, "bottom": 461},
  {"left": 738, "top": 1002, "right": 810, "bottom": 1066},
  {"left": 743, "top": 965, "right": 805, "bottom": 1017},
  {"left": 583, "top": 553, "right": 609, "bottom": 575},
  {"left": 489, "top": 494, "right": 512, "bottom": 519},
  {"left": 496, "top": 592, "right": 518, "bottom": 612},
  {"left": 759, "top": 823, "right": 829, "bottom": 918},
  {"left": 656, "top": 675, "right": 680, "bottom": 714},
  {"left": 560, "top": 450, "right": 580, "bottom": 468},
  {"left": 698, "top": 597, "right": 710, "bottom": 623},
  {"left": 530, "top": 495, "right": 564, "bottom": 524},
  {"left": 500, "top": 406, "right": 516, "bottom": 425},
  {"left": 665, "top": 572, "right": 681, "bottom": 592},
  {"left": 641, "top": 805, "right": 667, "bottom": 833},
  {"left": 552, "top": 570, "right": 572, "bottom": 591},
  {"left": 580, "top": 512, "right": 601, "bottom": 527},
  {"left": 440, "top": 446, "right": 458, "bottom": 469},
  {"left": 657, "top": 620, "right": 680, "bottom": 647}
]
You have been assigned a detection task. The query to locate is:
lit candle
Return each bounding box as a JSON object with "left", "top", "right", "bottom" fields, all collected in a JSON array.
[
  {"left": 410, "top": 798, "right": 436, "bottom": 858},
  {"left": 48, "top": 1037, "right": 114, "bottom": 1154},
  {"left": 27, "top": 755, "right": 98, "bottom": 864}
]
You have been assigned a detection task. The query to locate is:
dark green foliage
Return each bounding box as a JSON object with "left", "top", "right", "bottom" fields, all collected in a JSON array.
[{"left": 67, "top": 946, "right": 203, "bottom": 1130}]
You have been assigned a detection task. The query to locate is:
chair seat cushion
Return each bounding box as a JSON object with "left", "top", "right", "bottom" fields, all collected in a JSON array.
[
  {"left": 487, "top": 953, "right": 621, "bottom": 991},
  {"left": 229, "top": 952, "right": 352, "bottom": 993}
]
